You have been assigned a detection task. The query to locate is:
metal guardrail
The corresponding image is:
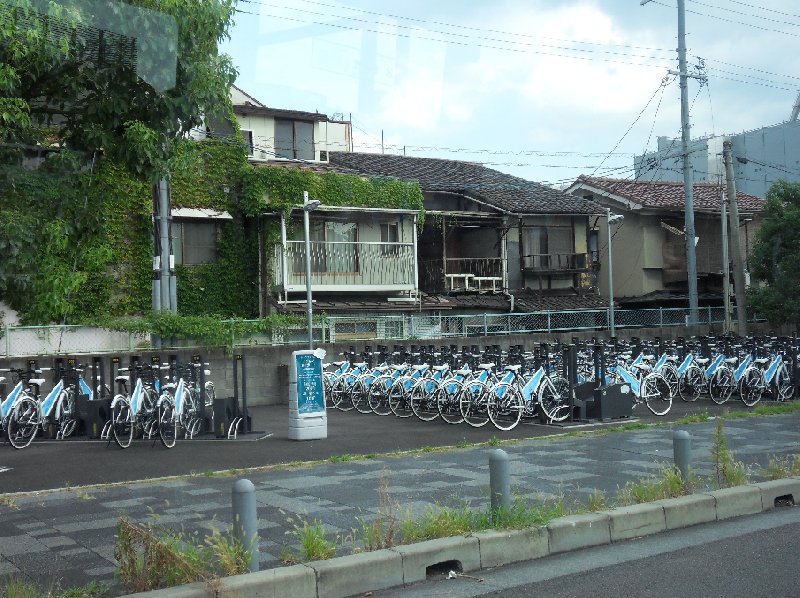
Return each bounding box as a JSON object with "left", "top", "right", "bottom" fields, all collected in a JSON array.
[{"left": 1, "top": 306, "right": 749, "bottom": 357}]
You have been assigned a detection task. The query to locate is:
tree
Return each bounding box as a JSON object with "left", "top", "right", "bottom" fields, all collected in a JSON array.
[
  {"left": 0, "top": 0, "right": 238, "bottom": 177},
  {"left": 747, "top": 180, "right": 800, "bottom": 328},
  {"left": 0, "top": 0, "right": 239, "bottom": 323}
]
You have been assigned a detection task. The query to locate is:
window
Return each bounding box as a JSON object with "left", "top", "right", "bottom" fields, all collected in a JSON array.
[
  {"left": 291, "top": 221, "right": 358, "bottom": 272},
  {"left": 521, "top": 226, "right": 574, "bottom": 269},
  {"left": 241, "top": 129, "right": 254, "bottom": 155},
  {"left": 171, "top": 221, "right": 219, "bottom": 265},
  {"left": 275, "top": 119, "right": 315, "bottom": 160},
  {"left": 381, "top": 222, "right": 399, "bottom": 255}
]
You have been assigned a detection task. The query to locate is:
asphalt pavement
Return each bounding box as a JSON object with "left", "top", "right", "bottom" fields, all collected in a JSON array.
[{"left": 0, "top": 400, "right": 798, "bottom": 595}]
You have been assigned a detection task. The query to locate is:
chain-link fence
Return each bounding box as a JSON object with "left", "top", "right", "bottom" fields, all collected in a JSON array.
[{"left": 1, "top": 306, "right": 750, "bottom": 357}]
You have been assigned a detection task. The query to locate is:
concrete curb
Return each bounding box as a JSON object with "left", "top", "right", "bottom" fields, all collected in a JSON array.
[{"left": 120, "top": 481, "right": 798, "bottom": 598}]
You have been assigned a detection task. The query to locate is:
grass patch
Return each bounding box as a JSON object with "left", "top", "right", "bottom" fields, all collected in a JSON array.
[
  {"left": 0, "top": 495, "right": 19, "bottom": 509},
  {"left": 282, "top": 520, "right": 336, "bottom": 563},
  {"left": 114, "top": 517, "right": 248, "bottom": 593},
  {"left": 675, "top": 411, "right": 711, "bottom": 424},
  {"left": 3, "top": 579, "right": 109, "bottom": 598},
  {"left": 616, "top": 465, "right": 691, "bottom": 505},
  {"left": 763, "top": 454, "right": 800, "bottom": 480},
  {"left": 710, "top": 419, "right": 749, "bottom": 488},
  {"left": 328, "top": 454, "right": 354, "bottom": 463}
]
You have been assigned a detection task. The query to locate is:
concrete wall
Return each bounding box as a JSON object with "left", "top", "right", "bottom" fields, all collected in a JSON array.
[{"left": 234, "top": 113, "right": 350, "bottom": 161}]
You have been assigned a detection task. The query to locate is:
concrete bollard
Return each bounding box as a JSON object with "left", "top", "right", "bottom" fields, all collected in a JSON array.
[
  {"left": 673, "top": 430, "right": 692, "bottom": 481},
  {"left": 232, "top": 479, "right": 259, "bottom": 572},
  {"left": 489, "top": 448, "right": 511, "bottom": 512}
]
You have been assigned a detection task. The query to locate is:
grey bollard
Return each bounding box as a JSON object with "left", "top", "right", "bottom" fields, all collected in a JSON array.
[
  {"left": 232, "top": 479, "right": 259, "bottom": 572},
  {"left": 489, "top": 449, "right": 511, "bottom": 512},
  {"left": 673, "top": 430, "right": 692, "bottom": 481}
]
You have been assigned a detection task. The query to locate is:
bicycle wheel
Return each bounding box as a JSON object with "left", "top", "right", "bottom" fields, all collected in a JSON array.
[
  {"left": 388, "top": 378, "right": 413, "bottom": 418},
  {"left": 410, "top": 379, "right": 440, "bottom": 422},
  {"left": 350, "top": 379, "right": 373, "bottom": 414},
  {"left": 158, "top": 398, "right": 177, "bottom": 448},
  {"left": 459, "top": 379, "right": 490, "bottom": 428},
  {"left": 57, "top": 388, "right": 78, "bottom": 438},
  {"left": 538, "top": 376, "right": 571, "bottom": 422},
  {"left": 180, "top": 389, "right": 203, "bottom": 438},
  {"left": 739, "top": 367, "right": 764, "bottom": 407},
  {"left": 324, "top": 373, "right": 342, "bottom": 409},
  {"left": 709, "top": 367, "right": 734, "bottom": 404},
  {"left": 437, "top": 379, "right": 464, "bottom": 424},
  {"left": 773, "top": 363, "right": 795, "bottom": 401},
  {"left": 368, "top": 376, "right": 392, "bottom": 416},
  {"left": 678, "top": 365, "right": 704, "bottom": 402},
  {"left": 642, "top": 372, "right": 672, "bottom": 416},
  {"left": 659, "top": 363, "right": 679, "bottom": 399},
  {"left": 7, "top": 395, "right": 39, "bottom": 449},
  {"left": 487, "top": 383, "right": 523, "bottom": 431},
  {"left": 112, "top": 396, "right": 134, "bottom": 449}
]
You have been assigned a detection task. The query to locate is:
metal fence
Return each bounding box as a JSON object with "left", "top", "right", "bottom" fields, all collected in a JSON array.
[{"left": 1, "top": 306, "right": 744, "bottom": 357}]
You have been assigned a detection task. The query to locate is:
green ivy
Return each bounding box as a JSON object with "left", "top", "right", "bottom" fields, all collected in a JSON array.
[{"left": 2, "top": 131, "right": 425, "bottom": 324}]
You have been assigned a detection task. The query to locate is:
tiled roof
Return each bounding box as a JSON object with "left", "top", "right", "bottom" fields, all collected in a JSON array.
[
  {"left": 328, "top": 152, "right": 604, "bottom": 215},
  {"left": 572, "top": 176, "right": 765, "bottom": 214}
]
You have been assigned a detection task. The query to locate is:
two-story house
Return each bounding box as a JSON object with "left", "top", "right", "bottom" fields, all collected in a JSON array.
[
  {"left": 327, "top": 152, "right": 607, "bottom": 313},
  {"left": 566, "top": 176, "right": 765, "bottom": 307}
]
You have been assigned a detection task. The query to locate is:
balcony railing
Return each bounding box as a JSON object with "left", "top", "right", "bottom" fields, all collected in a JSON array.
[
  {"left": 522, "top": 252, "right": 592, "bottom": 273},
  {"left": 273, "top": 241, "right": 416, "bottom": 292},
  {"left": 420, "top": 257, "right": 505, "bottom": 292}
]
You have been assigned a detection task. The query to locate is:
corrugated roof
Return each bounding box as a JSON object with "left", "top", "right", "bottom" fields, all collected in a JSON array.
[
  {"left": 571, "top": 176, "right": 765, "bottom": 214},
  {"left": 328, "top": 152, "right": 604, "bottom": 215}
]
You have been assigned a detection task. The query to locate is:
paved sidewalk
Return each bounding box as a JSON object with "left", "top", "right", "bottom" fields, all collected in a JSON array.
[{"left": 1, "top": 412, "right": 798, "bottom": 595}]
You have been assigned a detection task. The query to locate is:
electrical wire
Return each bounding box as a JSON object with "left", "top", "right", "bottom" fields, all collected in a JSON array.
[
  {"left": 241, "top": 0, "right": 676, "bottom": 53},
  {"left": 650, "top": 0, "right": 800, "bottom": 39},
  {"left": 687, "top": 0, "right": 800, "bottom": 28}
]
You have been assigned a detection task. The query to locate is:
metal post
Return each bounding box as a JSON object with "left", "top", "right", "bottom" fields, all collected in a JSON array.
[
  {"left": 607, "top": 207, "right": 616, "bottom": 336},
  {"left": 232, "top": 479, "right": 259, "bottom": 572},
  {"left": 303, "top": 192, "right": 314, "bottom": 350},
  {"left": 673, "top": 430, "right": 692, "bottom": 481},
  {"left": 489, "top": 449, "right": 511, "bottom": 512}
]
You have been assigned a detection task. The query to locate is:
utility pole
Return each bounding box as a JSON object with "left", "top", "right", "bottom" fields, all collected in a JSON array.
[
  {"left": 719, "top": 183, "right": 731, "bottom": 333},
  {"left": 723, "top": 140, "right": 748, "bottom": 336},
  {"left": 642, "top": 0, "right": 700, "bottom": 322}
]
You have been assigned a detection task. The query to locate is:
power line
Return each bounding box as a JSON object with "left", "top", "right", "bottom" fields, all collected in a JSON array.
[
  {"left": 651, "top": 0, "right": 800, "bottom": 39},
  {"left": 244, "top": 10, "right": 674, "bottom": 71},
  {"left": 243, "top": 0, "right": 675, "bottom": 53},
  {"left": 726, "top": 0, "right": 800, "bottom": 20},
  {"left": 687, "top": 0, "right": 800, "bottom": 28}
]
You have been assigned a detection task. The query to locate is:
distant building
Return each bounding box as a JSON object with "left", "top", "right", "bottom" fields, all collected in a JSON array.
[{"left": 635, "top": 120, "right": 800, "bottom": 199}]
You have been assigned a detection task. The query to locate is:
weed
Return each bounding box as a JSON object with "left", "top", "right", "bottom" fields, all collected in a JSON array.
[
  {"left": 763, "top": 454, "right": 800, "bottom": 480},
  {"left": 456, "top": 439, "right": 470, "bottom": 449},
  {"left": 363, "top": 453, "right": 377, "bottom": 459},
  {"left": 675, "top": 411, "right": 710, "bottom": 425},
  {"left": 0, "top": 495, "right": 19, "bottom": 509},
  {"left": 295, "top": 520, "right": 336, "bottom": 561},
  {"left": 710, "top": 419, "right": 749, "bottom": 488},
  {"left": 616, "top": 465, "right": 690, "bottom": 506},
  {"left": 487, "top": 436, "right": 502, "bottom": 447},
  {"left": 356, "top": 471, "right": 398, "bottom": 552},
  {"left": 74, "top": 489, "right": 95, "bottom": 501},
  {"left": 114, "top": 517, "right": 247, "bottom": 593},
  {"left": 328, "top": 454, "right": 353, "bottom": 463},
  {"left": 420, "top": 446, "right": 435, "bottom": 453},
  {"left": 586, "top": 489, "right": 608, "bottom": 512}
]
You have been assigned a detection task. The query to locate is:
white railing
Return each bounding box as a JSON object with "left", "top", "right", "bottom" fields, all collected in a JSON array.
[{"left": 273, "top": 241, "right": 415, "bottom": 291}]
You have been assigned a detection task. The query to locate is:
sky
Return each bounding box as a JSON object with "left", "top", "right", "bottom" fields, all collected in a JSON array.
[{"left": 222, "top": 0, "right": 800, "bottom": 188}]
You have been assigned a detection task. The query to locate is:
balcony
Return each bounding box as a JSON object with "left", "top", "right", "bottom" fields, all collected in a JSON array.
[
  {"left": 420, "top": 257, "right": 505, "bottom": 293},
  {"left": 522, "top": 253, "right": 593, "bottom": 274},
  {"left": 273, "top": 241, "right": 416, "bottom": 293}
]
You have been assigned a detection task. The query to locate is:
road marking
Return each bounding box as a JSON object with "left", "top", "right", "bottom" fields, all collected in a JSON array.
[{"left": 0, "top": 466, "right": 11, "bottom": 474}]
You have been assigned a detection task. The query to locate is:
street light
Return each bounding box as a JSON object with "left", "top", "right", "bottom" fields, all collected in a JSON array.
[
  {"left": 606, "top": 208, "right": 624, "bottom": 337},
  {"left": 303, "top": 191, "right": 321, "bottom": 349}
]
